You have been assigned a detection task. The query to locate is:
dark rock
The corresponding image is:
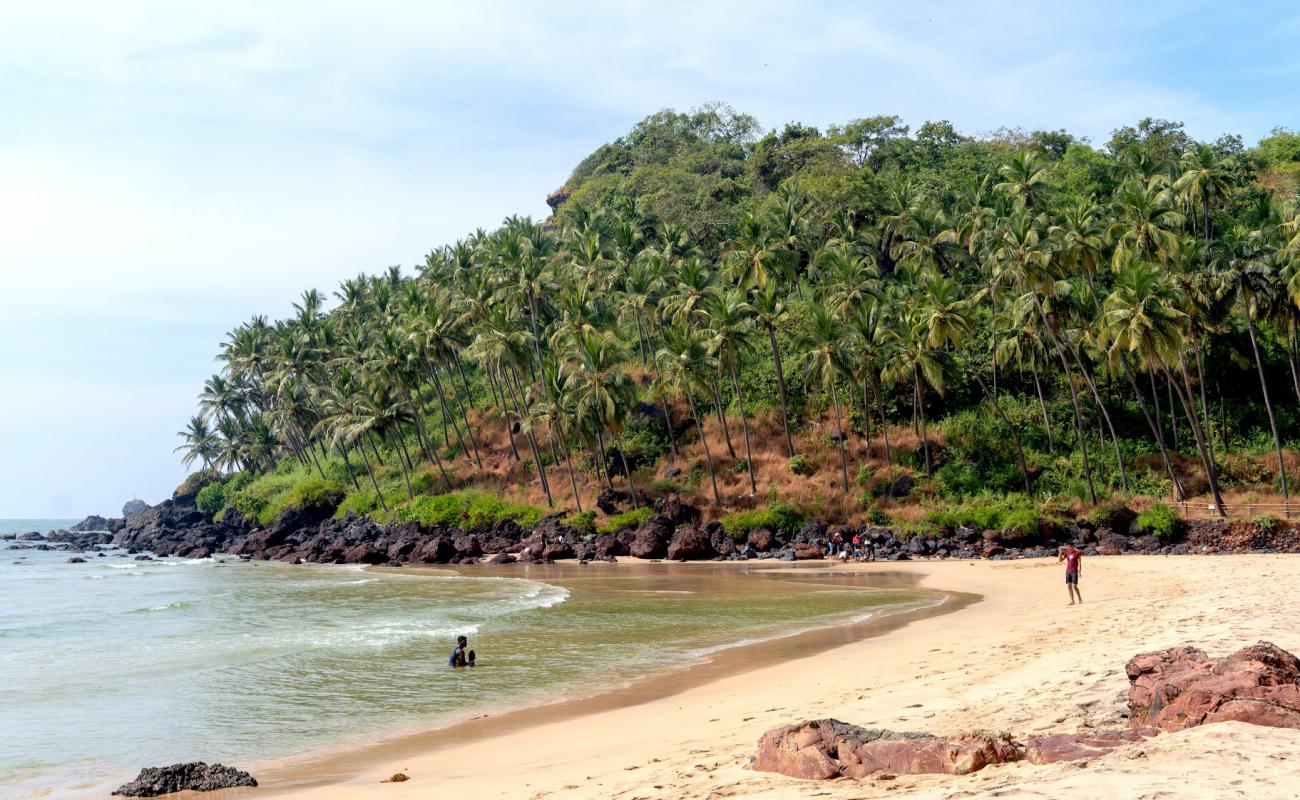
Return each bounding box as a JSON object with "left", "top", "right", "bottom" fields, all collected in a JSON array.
[
  {"left": 662, "top": 466, "right": 682, "bottom": 479},
  {"left": 592, "top": 533, "right": 629, "bottom": 559},
  {"left": 747, "top": 527, "right": 776, "bottom": 552},
  {"left": 793, "top": 542, "right": 824, "bottom": 560},
  {"left": 67, "top": 557, "right": 87, "bottom": 563},
  {"left": 112, "top": 762, "right": 257, "bottom": 796},
  {"left": 656, "top": 493, "right": 700, "bottom": 527},
  {"left": 628, "top": 515, "right": 674, "bottom": 559},
  {"left": 411, "top": 536, "right": 456, "bottom": 564},
  {"left": 1126, "top": 641, "right": 1300, "bottom": 732},
  {"left": 666, "top": 525, "right": 715, "bottom": 561},
  {"left": 487, "top": 552, "right": 517, "bottom": 565},
  {"left": 451, "top": 534, "right": 482, "bottom": 558},
  {"left": 886, "top": 474, "right": 914, "bottom": 499},
  {"left": 596, "top": 488, "right": 631, "bottom": 515},
  {"left": 545, "top": 186, "right": 572, "bottom": 210},
  {"left": 70, "top": 515, "right": 111, "bottom": 532},
  {"left": 134, "top": 554, "right": 152, "bottom": 561},
  {"left": 18, "top": 532, "right": 43, "bottom": 541}
]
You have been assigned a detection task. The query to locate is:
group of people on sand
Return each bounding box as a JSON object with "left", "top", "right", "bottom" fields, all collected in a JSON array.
[{"left": 827, "top": 530, "right": 874, "bottom": 561}]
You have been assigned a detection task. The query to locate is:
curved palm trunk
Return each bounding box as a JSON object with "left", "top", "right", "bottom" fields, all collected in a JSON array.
[
  {"left": 1031, "top": 365, "right": 1054, "bottom": 452},
  {"left": 661, "top": 399, "right": 680, "bottom": 457},
  {"left": 391, "top": 432, "right": 416, "bottom": 503},
  {"left": 1121, "top": 361, "right": 1184, "bottom": 501},
  {"left": 355, "top": 438, "right": 389, "bottom": 513},
  {"left": 729, "top": 360, "right": 757, "bottom": 495},
  {"left": 609, "top": 422, "right": 640, "bottom": 506},
  {"left": 766, "top": 324, "right": 796, "bottom": 457},
  {"left": 1163, "top": 355, "right": 1226, "bottom": 516},
  {"left": 397, "top": 383, "right": 452, "bottom": 491},
  {"left": 830, "top": 380, "right": 850, "bottom": 492},
  {"left": 426, "top": 365, "right": 472, "bottom": 466},
  {"left": 870, "top": 375, "right": 892, "bottom": 466},
  {"left": 551, "top": 437, "right": 582, "bottom": 513},
  {"left": 710, "top": 376, "right": 736, "bottom": 458},
  {"left": 687, "top": 394, "right": 722, "bottom": 506},
  {"left": 1246, "top": 318, "right": 1289, "bottom": 501},
  {"left": 970, "top": 370, "right": 1031, "bottom": 493},
  {"left": 1030, "top": 297, "right": 1096, "bottom": 502},
  {"left": 593, "top": 428, "right": 614, "bottom": 491},
  {"left": 505, "top": 369, "right": 552, "bottom": 507},
  {"left": 440, "top": 363, "right": 484, "bottom": 469},
  {"left": 338, "top": 442, "right": 362, "bottom": 491},
  {"left": 912, "top": 367, "right": 933, "bottom": 480}
]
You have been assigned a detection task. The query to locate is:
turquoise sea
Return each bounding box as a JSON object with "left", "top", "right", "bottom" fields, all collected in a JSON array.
[{"left": 0, "top": 518, "right": 935, "bottom": 798}]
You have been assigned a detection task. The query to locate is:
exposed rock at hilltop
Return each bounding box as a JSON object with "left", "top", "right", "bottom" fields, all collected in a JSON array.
[
  {"left": 1126, "top": 641, "right": 1300, "bottom": 731},
  {"left": 545, "top": 186, "right": 572, "bottom": 210},
  {"left": 113, "top": 762, "right": 256, "bottom": 796}
]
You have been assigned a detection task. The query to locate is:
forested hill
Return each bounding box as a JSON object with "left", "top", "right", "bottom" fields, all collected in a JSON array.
[{"left": 175, "top": 104, "right": 1300, "bottom": 535}]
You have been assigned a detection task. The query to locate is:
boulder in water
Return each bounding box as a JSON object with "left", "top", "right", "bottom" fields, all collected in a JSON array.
[{"left": 122, "top": 499, "right": 149, "bottom": 518}]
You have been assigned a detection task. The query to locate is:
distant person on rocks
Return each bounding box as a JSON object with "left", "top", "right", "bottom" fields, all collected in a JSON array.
[
  {"left": 449, "top": 635, "right": 475, "bottom": 667},
  {"left": 829, "top": 530, "right": 843, "bottom": 557},
  {"left": 850, "top": 534, "right": 863, "bottom": 561},
  {"left": 1059, "top": 544, "right": 1083, "bottom": 605}
]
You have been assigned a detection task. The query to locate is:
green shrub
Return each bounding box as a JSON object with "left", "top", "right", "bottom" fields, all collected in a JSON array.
[
  {"left": 598, "top": 507, "right": 653, "bottom": 534},
  {"left": 721, "top": 501, "right": 804, "bottom": 539},
  {"left": 789, "top": 454, "right": 815, "bottom": 476},
  {"left": 394, "top": 491, "right": 544, "bottom": 532},
  {"left": 280, "top": 479, "right": 346, "bottom": 516},
  {"left": 178, "top": 468, "right": 222, "bottom": 496},
  {"left": 195, "top": 481, "right": 228, "bottom": 518},
  {"left": 1134, "top": 503, "right": 1181, "bottom": 539},
  {"left": 1256, "top": 514, "right": 1280, "bottom": 535},
  {"left": 567, "top": 510, "right": 597, "bottom": 537},
  {"left": 923, "top": 494, "right": 1056, "bottom": 539},
  {"left": 729, "top": 459, "right": 750, "bottom": 474},
  {"left": 226, "top": 472, "right": 299, "bottom": 525},
  {"left": 866, "top": 506, "right": 891, "bottom": 526}
]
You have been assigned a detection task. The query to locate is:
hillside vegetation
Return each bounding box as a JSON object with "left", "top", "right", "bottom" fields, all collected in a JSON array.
[{"left": 175, "top": 105, "right": 1300, "bottom": 534}]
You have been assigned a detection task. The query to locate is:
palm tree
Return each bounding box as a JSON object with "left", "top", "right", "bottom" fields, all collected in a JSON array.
[
  {"left": 796, "top": 303, "right": 853, "bottom": 491},
  {"left": 751, "top": 282, "right": 796, "bottom": 457},
  {"left": 706, "top": 287, "right": 760, "bottom": 495},
  {"left": 175, "top": 416, "right": 219, "bottom": 471},
  {"left": 1174, "top": 144, "right": 1236, "bottom": 242},
  {"left": 655, "top": 325, "right": 722, "bottom": 505}
]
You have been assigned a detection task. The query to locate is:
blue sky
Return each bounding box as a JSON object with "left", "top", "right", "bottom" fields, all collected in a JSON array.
[{"left": 1, "top": 0, "right": 1297, "bottom": 518}]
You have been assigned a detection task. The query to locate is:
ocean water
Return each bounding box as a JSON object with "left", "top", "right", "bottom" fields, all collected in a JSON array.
[{"left": 0, "top": 519, "right": 932, "bottom": 797}]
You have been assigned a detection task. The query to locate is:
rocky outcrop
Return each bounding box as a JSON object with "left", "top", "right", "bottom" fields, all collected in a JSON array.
[
  {"left": 545, "top": 186, "right": 572, "bottom": 210},
  {"left": 1126, "top": 641, "right": 1300, "bottom": 731},
  {"left": 70, "top": 515, "right": 111, "bottom": 531},
  {"left": 752, "top": 719, "right": 1019, "bottom": 780},
  {"left": 112, "top": 762, "right": 256, "bottom": 796}
]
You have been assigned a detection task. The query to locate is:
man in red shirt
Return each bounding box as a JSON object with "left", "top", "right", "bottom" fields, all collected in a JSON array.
[{"left": 1059, "top": 544, "right": 1082, "bottom": 605}]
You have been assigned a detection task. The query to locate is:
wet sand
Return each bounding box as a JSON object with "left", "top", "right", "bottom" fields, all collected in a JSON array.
[{"left": 248, "top": 555, "right": 1300, "bottom": 800}]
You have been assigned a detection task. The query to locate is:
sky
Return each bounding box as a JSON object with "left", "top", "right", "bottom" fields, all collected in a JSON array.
[{"left": 1, "top": 0, "right": 1297, "bottom": 518}]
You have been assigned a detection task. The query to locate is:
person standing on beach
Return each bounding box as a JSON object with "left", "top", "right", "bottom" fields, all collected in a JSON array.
[{"left": 1059, "top": 544, "right": 1082, "bottom": 605}]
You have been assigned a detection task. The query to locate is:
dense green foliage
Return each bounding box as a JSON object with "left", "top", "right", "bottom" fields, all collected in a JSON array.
[
  {"left": 1134, "top": 503, "right": 1181, "bottom": 539},
  {"left": 393, "top": 491, "right": 544, "bottom": 531},
  {"left": 597, "top": 507, "right": 654, "bottom": 534},
  {"left": 174, "top": 103, "right": 1300, "bottom": 526},
  {"left": 721, "top": 502, "right": 803, "bottom": 539},
  {"left": 195, "top": 481, "right": 228, "bottom": 518}
]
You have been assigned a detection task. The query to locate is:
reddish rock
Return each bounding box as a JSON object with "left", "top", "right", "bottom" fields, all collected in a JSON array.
[
  {"left": 666, "top": 525, "right": 714, "bottom": 561},
  {"left": 747, "top": 527, "right": 776, "bottom": 552},
  {"left": 752, "top": 720, "right": 1018, "bottom": 780},
  {"left": 1023, "top": 728, "right": 1158, "bottom": 764},
  {"left": 628, "top": 516, "right": 673, "bottom": 559},
  {"left": 792, "top": 542, "right": 823, "bottom": 560},
  {"left": 657, "top": 494, "right": 700, "bottom": 527},
  {"left": 592, "top": 533, "right": 628, "bottom": 558},
  {"left": 1126, "top": 641, "right": 1300, "bottom": 732}
]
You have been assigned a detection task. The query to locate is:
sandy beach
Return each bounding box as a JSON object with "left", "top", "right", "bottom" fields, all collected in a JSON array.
[{"left": 255, "top": 554, "right": 1300, "bottom": 800}]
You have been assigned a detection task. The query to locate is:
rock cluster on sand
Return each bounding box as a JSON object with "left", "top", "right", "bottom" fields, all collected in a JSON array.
[
  {"left": 1126, "top": 641, "right": 1300, "bottom": 731},
  {"left": 112, "top": 762, "right": 256, "bottom": 796},
  {"left": 755, "top": 640, "right": 1300, "bottom": 781}
]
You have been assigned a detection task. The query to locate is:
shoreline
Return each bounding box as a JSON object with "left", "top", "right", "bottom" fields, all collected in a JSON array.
[
  {"left": 253, "top": 554, "right": 1300, "bottom": 799},
  {"left": 251, "top": 561, "right": 972, "bottom": 795}
]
